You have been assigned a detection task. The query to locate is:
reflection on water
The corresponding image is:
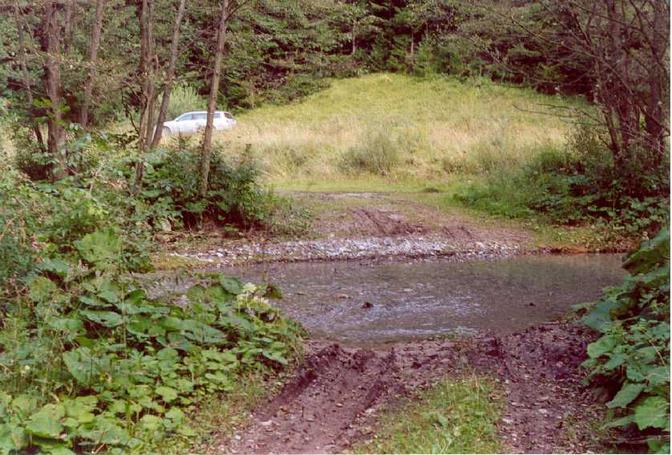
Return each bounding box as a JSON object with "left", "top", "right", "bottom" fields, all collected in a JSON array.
[{"left": 220, "top": 254, "right": 626, "bottom": 344}]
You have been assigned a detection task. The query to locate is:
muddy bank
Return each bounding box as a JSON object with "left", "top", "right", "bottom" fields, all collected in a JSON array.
[{"left": 210, "top": 322, "right": 605, "bottom": 454}]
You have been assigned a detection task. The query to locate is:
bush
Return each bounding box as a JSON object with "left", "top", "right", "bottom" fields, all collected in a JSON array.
[
  {"left": 454, "top": 129, "right": 669, "bottom": 238},
  {"left": 579, "top": 228, "right": 670, "bottom": 453},
  {"left": 167, "top": 84, "right": 205, "bottom": 120},
  {"left": 137, "top": 143, "right": 278, "bottom": 231},
  {"left": 339, "top": 129, "right": 401, "bottom": 176}
]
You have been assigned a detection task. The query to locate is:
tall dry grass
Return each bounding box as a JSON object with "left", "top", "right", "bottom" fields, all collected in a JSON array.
[{"left": 211, "top": 73, "right": 585, "bottom": 187}]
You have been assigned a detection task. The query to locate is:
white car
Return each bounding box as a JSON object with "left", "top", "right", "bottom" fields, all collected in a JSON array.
[{"left": 162, "top": 110, "right": 236, "bottom": 135}]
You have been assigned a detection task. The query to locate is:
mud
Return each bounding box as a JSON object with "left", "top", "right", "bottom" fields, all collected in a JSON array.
[{"left": 211, "top": 323, "right": 606, "bottom": 454}]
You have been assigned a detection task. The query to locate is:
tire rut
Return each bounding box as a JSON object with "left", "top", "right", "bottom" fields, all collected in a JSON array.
[
  {"left": 224, "top": 345, "right": 404, "bottom": 454},
  {"left": 213, "top": 324, "right": 605, "bottom": 454}
]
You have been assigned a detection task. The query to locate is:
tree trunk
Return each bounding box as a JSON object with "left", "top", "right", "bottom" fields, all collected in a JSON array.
[
  {"left": 62, "top": 0, "right": 76, "bottom": 53},
  {"left": 41, "top": 0, "right": 67, "bottom": 180},
  {"left": 80, "top": 0, "right": 106, "bottom": 128},
  {"left": 199, "top": 0, "right": 229, "bottom": 197},
  {"left": 150, "top": 0, "right": 187, "bottom": 148},
  {"left": 14, "top": 3, "right": 46, "bottom": 153},
  {"left": 133, "top": 0, "right": 156, "bottom": 193},
  {"left": 643, "top": 0, "right": 668, "bottom": 165}
]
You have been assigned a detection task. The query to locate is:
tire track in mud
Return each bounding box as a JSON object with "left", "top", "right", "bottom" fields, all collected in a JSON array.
[
  {"left": 224, "top": 345, "right": 409, "bottom": 454},
  {"left": 213, "top": 323, "right": 606, "bottom": 454}
]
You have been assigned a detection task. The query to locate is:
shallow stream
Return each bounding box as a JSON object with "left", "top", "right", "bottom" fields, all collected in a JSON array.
[{"left": 214, "top": 254, "right": 626, "bottom": 344}]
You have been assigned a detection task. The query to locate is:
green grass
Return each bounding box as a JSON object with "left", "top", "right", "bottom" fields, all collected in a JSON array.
[
  {"left": 216, "top": 73, "right": 586, "bottom": 189},
  {"left": 355, "top": 375, "right": 504, "bottom": 454}
]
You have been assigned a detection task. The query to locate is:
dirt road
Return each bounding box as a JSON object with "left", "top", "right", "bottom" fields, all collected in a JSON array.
[{"left": 210, "top": 323, "right": 605, "bottom": 454}]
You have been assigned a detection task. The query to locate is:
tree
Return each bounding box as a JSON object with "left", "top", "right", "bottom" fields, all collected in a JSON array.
[
  {"left": 80, "top": 0, "right": 106, "bottom": 128},
  {"left": 12, "top": 3, "right": 46, "bottom": 153},
  {"left": 150, "top": 0, "right": 188, "bottom": 147},
  {"left": 40, "top": 0, "right": 68, "bottom": 180},
  {"left": 549, "top": 0, "right": 669, "bottom": 175},
  {"left": 133, "top": 0, "right": 157, "bottom": 193},
  {"left": 199, "top": 0, "right": 231, "bottom": 197}
]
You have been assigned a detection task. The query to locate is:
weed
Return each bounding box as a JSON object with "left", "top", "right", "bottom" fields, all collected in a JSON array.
[
  {"left": 355, "top": 375, "right": 503, "bottom": 454},
  {"left": 339, "top": 129, "right": 402, "bottom": 176}
]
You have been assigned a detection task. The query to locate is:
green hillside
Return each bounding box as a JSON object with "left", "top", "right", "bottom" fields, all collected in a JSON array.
[{"left": 216, "top": 73, "right": 585, "bottom": 189}]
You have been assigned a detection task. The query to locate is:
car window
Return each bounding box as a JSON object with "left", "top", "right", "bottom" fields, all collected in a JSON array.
[
  {"left": 224, "top": 112, "right": 234, "bottom": 120},
  {"left": 176, "top": 114, "right": 192, "bottom": 121},
  {"left": 214, "top": 112, "right": 222, "bottom": 119},
  {"left": 193, "top": 113, "right": 207, "bottom": 120}
]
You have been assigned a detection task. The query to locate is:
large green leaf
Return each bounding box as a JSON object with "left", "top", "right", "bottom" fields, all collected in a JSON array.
[
  {"left": 0, "top": 423, "right": 26, "bottom": 452},
  {"left": 26, "top": 404, "right": 65, "bottom": 439},
  {"left": 28, "top": 276, "right": 58, "bottom": 304},
  {"left": 74, "top": 229, "right": 121, "bottom": 267},
  {"left": 78, "top": 416, "right": 130, "bottom": 446},
  {"left": 623, "top": 228, "right": 669, "bottom": 275},
  {"left": 607, "top": 382, "right": 645, "bottom": 409},
  {"left": 219, "top": 276, "right": 243, "bottom": 295},
  {"left": 646, "top": 366, "right": 670, "bottom": 386},
  {"left": 180, "top": 319, "right": 227, "bottom": 344},
  {"left": 587, "top": 334, "right": 617, "bottom": 359},
  {"left": 155, "top": 386, "right": 178, "bottom": 403},
  {"left": 634, "top": 396, "right": 669, "bottom": 430},
  {"left": 79, "top": 310, "right": 124, "bottom": 328},
  {"left": 62, "top": 348, "right": 96, "bottom": 385},
  {"left": 63, "top": 396, "right": 97, "bottom": 424},
  {"left": 38, "top": 258, "right": 70, "bottom": 279}
]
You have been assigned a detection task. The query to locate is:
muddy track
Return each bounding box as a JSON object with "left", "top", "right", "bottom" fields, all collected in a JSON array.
[
  {"left": 212, "top": 323, "right": 605, "bottom": 454},
  {"left": 223, "top": 345, "right": 408, "bottom": 454}
]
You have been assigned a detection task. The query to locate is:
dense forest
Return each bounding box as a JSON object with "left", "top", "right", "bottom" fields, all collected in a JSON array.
[{"left": 0, "top": 1, "right": 669, "bottom": 453}]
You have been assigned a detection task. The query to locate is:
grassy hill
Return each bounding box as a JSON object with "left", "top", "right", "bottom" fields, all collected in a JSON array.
[{"left": 214, "top": 73, "right": 585, "bottom": 190}]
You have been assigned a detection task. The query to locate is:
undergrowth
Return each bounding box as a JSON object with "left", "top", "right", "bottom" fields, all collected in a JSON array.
[
  {"left": 0, "top": 228, "right": 303, "bottom": 453},
  {"left": 453, "top": 127, "right": 669, "bottom": 241},
  {"left": 0, "top": 133, "right": 306, "bottom": 453},
  {"left": 578, "top": 228, "right": 670, "bottom": 453}
]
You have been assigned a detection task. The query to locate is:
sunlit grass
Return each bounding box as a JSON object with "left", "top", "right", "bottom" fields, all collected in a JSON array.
[
  {"left": 214, "top": 73, "right": 585, "bottom": 190},
  {"left": 355, "top": 375, "right": 504, "bottom": 454}
]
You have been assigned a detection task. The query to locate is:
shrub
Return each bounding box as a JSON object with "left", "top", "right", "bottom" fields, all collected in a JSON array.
[
  {"left": 12, "top": 124, "right": 104, "bottom": 181},
  {"left": 454, "top": 130, "right": 669, "bottom": 238},
  {"left": 167, "top": 84, "right": 205, "bottom": 120},
  {"left": 339, "top": 129, "right": 401, "bottom": 176},
  {"left": 579, "top": 228, "right": 670, "bottom": 453},
  {"left": 137, "top": 144, "right": 278, "bottom": 231}
]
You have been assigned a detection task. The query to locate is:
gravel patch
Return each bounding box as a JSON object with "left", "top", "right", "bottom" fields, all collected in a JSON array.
[{"left": 171, "top": 234, "right": 523, "bottom": 266}]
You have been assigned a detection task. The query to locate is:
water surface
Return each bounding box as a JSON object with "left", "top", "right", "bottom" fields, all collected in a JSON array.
[{"left": 221, "top": 254, "right": 626, "bottom": 344}]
